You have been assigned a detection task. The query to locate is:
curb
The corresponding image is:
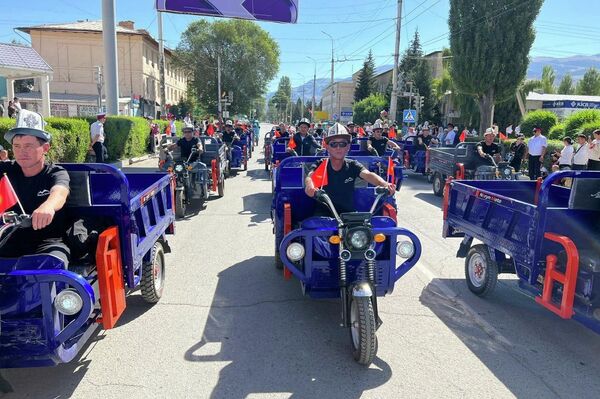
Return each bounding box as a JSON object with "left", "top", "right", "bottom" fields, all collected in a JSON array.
[{"left": 112, "top": 153, "right": 157, "bottom": 169}]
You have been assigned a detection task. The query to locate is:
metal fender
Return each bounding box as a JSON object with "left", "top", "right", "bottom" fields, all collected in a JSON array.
[{"left": 352, "top": 282, "right": 373, "bottom": 298}]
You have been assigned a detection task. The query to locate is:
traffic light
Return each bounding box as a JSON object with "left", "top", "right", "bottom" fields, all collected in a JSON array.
[{"left": 419, "top": 97, "right": 425, "bottom": 109}]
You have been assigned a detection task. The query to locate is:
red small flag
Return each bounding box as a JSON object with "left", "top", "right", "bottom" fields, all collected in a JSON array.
[
  {"left": 499, "top": 132, "right": 507, "bottom": 140},
  {"left": 0, "top": 175, "right": 19, "bottom": 213},
  {"left": 311, "top": 159, "right": 328, "bottom": 188},
  {"left": 288, "top": 137, "right": 297, "bottom": 150},
  {"left": 387, "top": 157, "right": 395, "bottom": 184},
  {"left": 275, "top": 130, "right": 281, "bottom": 138},
  {"left": 207, "top": 124, "right": 215, "bottom": 136},
  {"left": 459, "top": 130, "right": 467, "bottom": 142},
  {"left": 388, "top": 127, "right": 397, "bottom": 139},
  {"left": 358, "top": 127, "right": 365, "bottom": 137}
]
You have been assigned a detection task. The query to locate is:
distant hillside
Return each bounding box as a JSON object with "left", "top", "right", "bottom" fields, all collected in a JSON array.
[{"left": 527, "top": 54, "right": 600, "bottom": 81}]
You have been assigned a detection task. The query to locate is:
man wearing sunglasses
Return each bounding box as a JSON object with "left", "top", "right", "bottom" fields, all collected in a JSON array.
[{"left": 305, "top": 123, "right": 395, "bottom": 216}]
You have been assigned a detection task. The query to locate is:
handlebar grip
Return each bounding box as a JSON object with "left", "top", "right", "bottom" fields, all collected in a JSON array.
[
  {"left": 375, "top": 186, "right": 389, "bottom": 195},
  {"left": 20, "top": 217, "right": 32, "bottom": 228}
]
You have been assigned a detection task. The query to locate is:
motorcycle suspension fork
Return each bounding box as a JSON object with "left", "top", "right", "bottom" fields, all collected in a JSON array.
[
  {"left": 339, "top": 255, "right": 350, "bottom": 328},
  {"left": 367, "top": 257, "right": 382, "bottom": 328}
]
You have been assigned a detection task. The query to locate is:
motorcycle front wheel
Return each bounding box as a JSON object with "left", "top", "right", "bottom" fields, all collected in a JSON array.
[
  {"left": 349, "top": 296, "right": 377, "bottom": 366},
  {"left": 175, "top": 190, "right": 186, "bottom": 218}
]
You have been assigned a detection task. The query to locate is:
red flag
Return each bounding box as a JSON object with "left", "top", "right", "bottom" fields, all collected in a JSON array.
[
  {"left": 388, "top": 127, "right": 397, "bottom": 139},
  {"left": 499, "top": 132, "right": 507, "bottom": 140},
  {"left": 387, "top": 157, "right": 395, "bottom": 184},
  {"left": 288, "top": 137, "right": 297, "bottom": 150},
  {"left": 0, "top": 175, "right": 19, "bottom": 213},
  {"left": 358, "top": 127, "right": 365, "bottom": 137},
  {"left": 459, "top": 130, "right": 467, "bottom": 142},
  {"left": 275, "top": 130, "right": 281, "bottom": 138},
  {"left": 207, "top": 124, "right": 215, "bottom": 136},
  {"left": 311, "top": 159, "right": 328, "bottom": 188}
]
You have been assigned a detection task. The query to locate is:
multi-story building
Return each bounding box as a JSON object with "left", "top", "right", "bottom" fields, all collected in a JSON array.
[
  {"left": 321, "top": 81, "right": 356, "bottom": 122},
  {"left": 16, "top": 20, "right": 187, "bottom": 117}
]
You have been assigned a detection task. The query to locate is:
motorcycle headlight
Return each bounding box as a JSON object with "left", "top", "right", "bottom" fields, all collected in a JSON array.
[
  {"left": 397, "top": 240, "right": 415, "bottom": 259},
  {"left": 502, "top": 167, "right": 512, "bottom": 177},
  {"left": 54, "top": 289, "right": 83, "bottom": 315},
  {"left": 286, "top": 242, "right": 305, "bottom": 261},
  {"left": 346, "top": 228, "right": 371, "bottom": 251},
  {"left": 175, "top": 164, "right": 184, "bottom": 172}
]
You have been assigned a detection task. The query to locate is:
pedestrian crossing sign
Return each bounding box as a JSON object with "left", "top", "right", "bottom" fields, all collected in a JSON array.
[{"left": 403, "top": 109, "right": 417, "bottom": 123}]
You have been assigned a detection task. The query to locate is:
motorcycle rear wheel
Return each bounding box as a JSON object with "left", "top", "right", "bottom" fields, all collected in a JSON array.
[{"left": 175, "top": 191, "right": 186, "bottom": 218}]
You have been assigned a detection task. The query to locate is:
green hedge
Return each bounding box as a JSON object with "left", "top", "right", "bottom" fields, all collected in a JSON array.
[
  {"left": 563, "top": 109, "right": 600, "bottom": 137},
  {"left": 520, "top": 110, "right": 558, "bottom": 138},
  {"left": 0, "top": 117, "right": 90, "bottom": 162},
  {"left": 548, "top": 122, "right": 566, "bottom": 140},
  {"left": 579, "top": 120, "right": 600, "bottom": 136}
]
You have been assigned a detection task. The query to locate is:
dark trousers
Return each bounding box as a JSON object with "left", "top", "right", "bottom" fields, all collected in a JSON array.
[
  {"left": 588, "top": 159, "right": 600, "bottom": 170},
  {"left": 93, "top": 142, "right": 107, "bottom": 163},
  {"left": 572, "top": 164, "right": 587, "bottom": 170},
  {"left": 528, "top": 155, "right": 542, "bottom": 180},
  {"left": 0, "top": 237, "right": 70, "bottom": 267}
]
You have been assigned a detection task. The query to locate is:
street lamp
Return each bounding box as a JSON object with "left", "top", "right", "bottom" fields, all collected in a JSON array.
[
  {"left": 322, "top": 31, "right": 334, "bottom": 121},
  {"left": 307, "top": 56, "right": 317, "bottom": 121}
]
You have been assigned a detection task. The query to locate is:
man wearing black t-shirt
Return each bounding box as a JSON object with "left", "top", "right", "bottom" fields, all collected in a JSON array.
[
  {"left": 288, "top": 118, "right": 322, "bottom": 156},
  {"left": 367, "top": 122, "right": 400, "bottom": 156},
  {"left": 0, "top": 111, "right": 70, "bottom": 266},
  {"left": 169, "top": 126, "right": 203, "bottom": 161},
  {"left": 305, "top": 123, "right": 395, "bottom": 216},
  {"left": 477, "top": 129, "right": 501, "bottom": 165}
]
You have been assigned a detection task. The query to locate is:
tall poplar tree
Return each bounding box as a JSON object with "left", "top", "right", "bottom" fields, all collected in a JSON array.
[
  {"left": 449, "top": 0, "right": 544, "bottom": 133},
  {"left": 354, "top": 50, "right": 376, "bottom": 102}
]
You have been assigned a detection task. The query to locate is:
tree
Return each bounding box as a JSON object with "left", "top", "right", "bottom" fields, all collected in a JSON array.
[
  {"left": 557, "top": 73, "right": 575, "bottom": 95},
  {"left": 292, "top": 98, "right": 303, "bottom": 122},
  {"left": 354, "top": 50, "right": 376, "bottom": 102},
  {"left": 353, "top": 94, "right": 387, "bottom": 125},
  {"left": 541, "top": 65, "right": 556, "bottom": 94},
  {"left": 449, "top": 0, "right": 544, "bottom": 133},
  {"left": 576, "top": 68, "right": 600, "bottom": 95},
  {"left": 175, "top": 19, "right": 279, "bottom": 115},
  {"left": 269, "top": 76, "right": 292, "bottom": 121}
]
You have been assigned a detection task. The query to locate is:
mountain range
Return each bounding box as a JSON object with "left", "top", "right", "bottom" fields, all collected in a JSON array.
[{"left": 268, "top": 54, "right": 600, "bottom": 103}]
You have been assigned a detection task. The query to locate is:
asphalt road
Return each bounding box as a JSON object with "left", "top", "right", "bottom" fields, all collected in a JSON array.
[{"left": 2, "top": 124, "right": 599, "bottom": 399}]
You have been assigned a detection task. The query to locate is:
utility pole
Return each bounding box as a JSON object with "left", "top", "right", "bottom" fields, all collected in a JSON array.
[
  {"left": 322, "top": 31, "right": 334, "bottom": 121},
  {"left": 408, "top": 81, "right": 414, "bottom": 127},
  {"left": 102, "top": 0, "right": 119, "bottom": 115},
  {"left": 217, "top": 54, "right": 222, "bottom": 122},
  {"left": 389, "top": 0, "right": 403, "bottom": 123},
  {"left": 157, "top": 10, "right": 166, "bottom": 117},
  {"left": 94, "top": 65, "right": 104, "bottom": 112},
  {"left": 308, "top": 56, "right": 317, "bottom": 122},
  {"left": 301, "top": 85, "right": 305, "bottom": 119}
]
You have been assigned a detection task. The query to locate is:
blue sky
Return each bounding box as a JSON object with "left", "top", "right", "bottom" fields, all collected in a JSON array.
[{"left": 2, "top": 0, "right": 599, "bottom": 92}]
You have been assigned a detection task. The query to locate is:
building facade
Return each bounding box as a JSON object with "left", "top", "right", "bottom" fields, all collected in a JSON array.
[
  {"left": 526, "top": 92, "right": 600, "bottom": 119},
  {"left": 321, "top": 81, "right": 356, "bottom": 121},
  {"left": 17, "top": 20, "right": 187, "bottom": 117}
]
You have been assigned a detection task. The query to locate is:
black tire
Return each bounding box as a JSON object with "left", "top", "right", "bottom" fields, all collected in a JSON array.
[
  {"left": 349, "top": 296, "right": 377, "bottom": 366},
  {"left": 175, "top": 190, "right": 185, "bottom": 218},
  {"left": 141, "top": 242, "right": 165, "bottom": 303},
  {"left": 465, "top": 244, "right": 498, "bottom": 297},
  {"left": 217, "top": 178, "right": 225, "bottom": 197},
  {"left": 433, "top": 173, "right": 444, "bottom": 197},
  {"left": 203, "top": 183, "right": 209, "bottom": 200},
  {"left": 264, "top": 161, "right": 269, "bottom": 171},
  {"left": 275, "top": 246, "right": 283, "bottom": 270}
]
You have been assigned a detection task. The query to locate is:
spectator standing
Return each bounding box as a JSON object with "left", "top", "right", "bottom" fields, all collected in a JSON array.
[
  {"left": 509, "top": 134, "right": 527, "bottom": 171},
  {"left": 444, "top": 123, "right": 456, "bottom": 146},
  {"left": 169, "top": 115, "right": 177, "bottom": 137},
  {"left": 90, "top": 112, "right": 108, "bottom": 163},
  {"left": 527, "top": 126, "right": 547, "bottom": 180},
  {"left": 556, "top": 137, "right": 574, "bottom": 169},
  {"left": 572, "top": 134, "right": 589, "bottom": 170},
  {"left": 12, "top": 97, "right": 22, "bottom": 112},
  {"left": 184, "top": 112, "right": 193, "bottom": 127},
  {"left": 587, "top": 130, "right": 600, "bottom": 170},
  {"left": 7, "top": 101, "right": 16, "bottom": 118},
  {"left": 0, "top": 102, "right": 4, "bottom": 117}
]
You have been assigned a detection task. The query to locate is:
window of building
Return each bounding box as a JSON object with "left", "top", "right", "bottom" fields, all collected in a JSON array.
[
  {"left": 78, "top": 105, "right": 99, "bottom": 117},
  {"left": 51, "top": 103, "right": 69, "bottom": 117}
]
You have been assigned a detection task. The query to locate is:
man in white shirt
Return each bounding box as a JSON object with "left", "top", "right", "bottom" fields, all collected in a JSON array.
[
  {"left": 587, "top": 129, "right": 600, "bottom": 170},
  {"left": 527, "top": 126, "right": 547, "bottom": 180},
  {"left": 572, "top": 134, "right": 589, "bottom": 170},
  {"left": 90, "top": 112, "right": 107, "bottom": 163},
  {"left": 444, "top": 123, "right": 456, "bottom": 146}
]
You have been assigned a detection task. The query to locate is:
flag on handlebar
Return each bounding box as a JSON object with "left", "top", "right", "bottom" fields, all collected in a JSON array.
[
  {"left": 207, "top": 124, "right": 215, "bottom": 136},
  {"left": 387, "top": 157, "right": 395, "bottom": 184},
  {"left": 288, "top": 137, "right": 297, "bottom": 150},
  {"left": 459, "top": 129, "right": 467, "bottom": 143},
  {"left": 311, "top": 159, "right": 328, "bottom": 188},
  {"left": 0, "top": 175, "right": 19, "bottom": 213}
]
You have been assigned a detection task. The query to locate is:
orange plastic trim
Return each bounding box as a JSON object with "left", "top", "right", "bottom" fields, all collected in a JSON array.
[
  {"left": 455, "top": 163, "right": 465, "bottom": 180},
  {"left": 95, "top": 226, "right": 126, "bottom": 329},
  {"left": 283, "top": 203, "right": 293, "bottom": 280},
  {"left": 534, "top": 177, "right": 543, "bottom": 205},
  {"left": 211, "top": 159, "right": 218, "bottom": 192},
  {"left": 425, "top": 149, "right": 430, "bottom": 172},
  {"left": 382, "top": 203, "right": 397, "bottom": 224},
  {"left": 403, "top": 150, "right": 410, "bottom": 169},
  {"left": 535, "top": 232, "right": 579, "bottom": 319},
  {"left": 442, "top": 177, "right": 453, "bottom": 221}
]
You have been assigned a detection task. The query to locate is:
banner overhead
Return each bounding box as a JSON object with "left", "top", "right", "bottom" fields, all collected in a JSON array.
[{"left": 156, "top": 0, "right": 299, "bottom": 23}]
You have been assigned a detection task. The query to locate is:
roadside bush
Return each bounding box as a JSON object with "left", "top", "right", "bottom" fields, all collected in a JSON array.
[
  {"left": 353, "top": 94, "right": 387, "bottom": 125},
  {"left": 520, "top": 110, "right": 558, "bottom": 137},
  {"left": 563, "top": 109, "right": 600, "bottom": 137},
  {"left": 548, "top": 123, "right": 566, "bottom": 140},
  {"left": 579, "top": 120, "right": 600, "bottom": 137}
]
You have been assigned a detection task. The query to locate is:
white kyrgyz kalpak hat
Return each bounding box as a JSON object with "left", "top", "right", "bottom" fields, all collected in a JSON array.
[
  {"left": 4, "top": 109, "right": 51, "bottom": 143},
  {"left": 324, "top": 123, "right": 352, "bottom": 143}
]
